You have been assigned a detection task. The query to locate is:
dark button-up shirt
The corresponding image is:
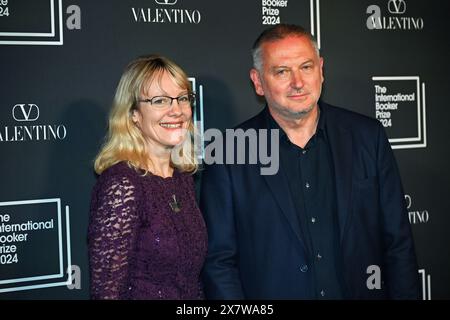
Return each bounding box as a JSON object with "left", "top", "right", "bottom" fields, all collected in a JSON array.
[{"left": 266, "top": 106, "right": 344, "bottom": 299}]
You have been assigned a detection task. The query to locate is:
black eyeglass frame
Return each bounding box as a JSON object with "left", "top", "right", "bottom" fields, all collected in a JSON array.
[{"left": 138, "top": 92, "right": 196, "bottom": 107}]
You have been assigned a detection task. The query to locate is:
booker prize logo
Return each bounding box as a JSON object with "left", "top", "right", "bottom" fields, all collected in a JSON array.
[
  {"left": 261, "top": 0, "right": 288, "bottom": 25},
  {"left": 0, "top": 0, "right": 81, "bottom": 45},
  {"left": 372, "top": 76, "right": 427, "bottom": 149},
  {"left": 366, "top": 0, "right": 424, "bottom": 30},
  {"left": 0, "top": 103, "right": 67, "bottom": 142},
  {"left": 0, "top": 198, "right": 75, "bottom": 293},
  {"left": 260, "top": 0, "right": 322, "bottom": 49},
  {"left": 131, "top": 0, "right": 201, "bottom": 24}
]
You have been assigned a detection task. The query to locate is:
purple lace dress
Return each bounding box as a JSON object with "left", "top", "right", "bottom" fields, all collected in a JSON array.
[{"left": 88, "top": 162, "right": 207, "bottom": 299}]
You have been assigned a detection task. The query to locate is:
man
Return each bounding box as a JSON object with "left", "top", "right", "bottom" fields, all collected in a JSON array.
[{"left": 200, "top": 24, "right": 419, "bottom": 299}]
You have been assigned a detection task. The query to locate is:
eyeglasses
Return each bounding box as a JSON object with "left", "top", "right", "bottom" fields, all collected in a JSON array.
[{"left": 138, "top": 93, "right": 195, "bottom": 109}]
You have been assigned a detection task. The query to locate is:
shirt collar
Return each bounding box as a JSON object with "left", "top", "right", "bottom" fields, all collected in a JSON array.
[{"left": 264, "top": 103, "right": 327, "bottom": 141}]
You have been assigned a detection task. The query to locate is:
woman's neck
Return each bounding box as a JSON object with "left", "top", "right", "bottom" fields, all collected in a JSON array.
[{"left": 147, "top": 148, "right": 173, "bottom": 178}]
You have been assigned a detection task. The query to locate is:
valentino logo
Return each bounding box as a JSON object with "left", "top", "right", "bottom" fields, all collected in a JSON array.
[
  {"left": 132, "top": 0, "right": 201, "bottom": 24},
  {"left": 405, "top": 194, "right": 412, "bottom": 209},
  {"left": 155, "top": 0, "right": 177, "bottom": 5},
  {"left": 2, "top": 103, "right": 67, "bottom": 142},
  {"left": 404, "top": 194, "right": 430, "bottom": 225},
  {"left": 388, "top": 0, "right": 406, "bottom": 14},
  {"left": 12, "top": 104, "right": 40, "bottom": 122}
]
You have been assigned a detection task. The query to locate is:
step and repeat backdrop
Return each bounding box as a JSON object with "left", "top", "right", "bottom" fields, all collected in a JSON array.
[{"left": 0, "top": 0, "right": 449, "bottom": 299}]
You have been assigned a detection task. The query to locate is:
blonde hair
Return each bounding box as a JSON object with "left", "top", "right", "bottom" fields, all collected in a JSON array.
[{"left": 94, "top": 54, "right": 198, "bottom": 175}]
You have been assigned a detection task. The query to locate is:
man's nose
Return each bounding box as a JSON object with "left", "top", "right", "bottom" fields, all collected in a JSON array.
[{"left": 290, "top": 70, "right": 304, "bottom": 89}]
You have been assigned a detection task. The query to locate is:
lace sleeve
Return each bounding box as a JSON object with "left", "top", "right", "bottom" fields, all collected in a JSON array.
[{"left": 88, "top": 172, "right": 141, "bottom": 299}]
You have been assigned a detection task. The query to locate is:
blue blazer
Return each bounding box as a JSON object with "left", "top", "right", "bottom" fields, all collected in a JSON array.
[{"left": 200, "top": 102, "right": 419, "bottom": 299}]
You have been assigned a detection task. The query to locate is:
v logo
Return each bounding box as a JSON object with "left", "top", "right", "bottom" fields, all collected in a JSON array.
[
  {"left": 12, "top": 104, "right": 40, "bottom": 122},
  {"left": 155, "top": 0, "right": 177, "bottom": 5},
  {"left": 388, "top": 0, "right": 406, "bottom": 14}
]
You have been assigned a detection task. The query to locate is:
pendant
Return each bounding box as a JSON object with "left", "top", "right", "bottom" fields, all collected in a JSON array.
[{"left": 169, "top": 194, "right": 181, "bottom": 213}]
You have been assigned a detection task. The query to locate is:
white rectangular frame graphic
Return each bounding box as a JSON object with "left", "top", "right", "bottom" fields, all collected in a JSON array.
[
  {"left": 0, "top": 0, "right": 63, "bottom": 45},
  {"left": 419, "top": 269, "right": 431, "bottom": 300},
  {"left": 189, "top": 77, "right": 205, "bottom": 159},
  {"left": 310, "top": 0, "right": 321, "bottom": 49},
  {"left": 0, "top": 199, "right": 72, "bottom": 293},
  {"left": 372, "top": 76, "right": 427, "bottom": 149}
]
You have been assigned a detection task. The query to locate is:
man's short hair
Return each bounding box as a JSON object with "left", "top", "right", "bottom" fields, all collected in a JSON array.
[{"left": 251, "top": 24, "right": 320, "bottom": 71}]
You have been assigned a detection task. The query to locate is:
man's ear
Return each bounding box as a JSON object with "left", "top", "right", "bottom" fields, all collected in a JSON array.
[
  {"left": 319, "top": 57, "right": 324, "bottom": 84},
  {"left": 250, "top": 68, "right": 265, "bottom": 96}
]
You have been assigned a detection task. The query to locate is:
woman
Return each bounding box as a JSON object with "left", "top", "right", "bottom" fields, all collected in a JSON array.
[{"left": 88, "top": 54, "right": 207, "bottom": 299}]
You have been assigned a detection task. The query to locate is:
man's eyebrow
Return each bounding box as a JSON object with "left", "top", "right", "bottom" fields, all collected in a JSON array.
[{"left": 271, "top": 65, "right": 290, "bottom": 70}]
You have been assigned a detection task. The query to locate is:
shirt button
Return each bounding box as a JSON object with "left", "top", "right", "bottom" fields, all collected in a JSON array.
[
  {"left": 302, "top": 150, "right": 307, "bottom": 155},
  {"left": 305, "top": 182, "right": 310, "bottom": 189},
  {"left": 320, "top": 290, "right": 326, "bottom": 297},
  {"left": 300, "top": 264, "right": 308, "bottom": 272},
  {"left": 311, "top": 217, "right": 316, "bottom": 223},
  {"left": 317, "top": 253, "right": 322, "bottom": 260}
]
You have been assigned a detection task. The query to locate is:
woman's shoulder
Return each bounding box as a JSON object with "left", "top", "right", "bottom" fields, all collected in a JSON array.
[
  {"left": 94, "top": 161, "right": 142, "bottom": 192},
  {"left": 99, "top": 161, "right": 138, "bottom": 179}
]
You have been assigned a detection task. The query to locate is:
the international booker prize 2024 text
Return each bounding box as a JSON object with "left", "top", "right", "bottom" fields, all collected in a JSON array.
[{"left": 0, "top": 213, "right": 54, "bottom": 265}]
